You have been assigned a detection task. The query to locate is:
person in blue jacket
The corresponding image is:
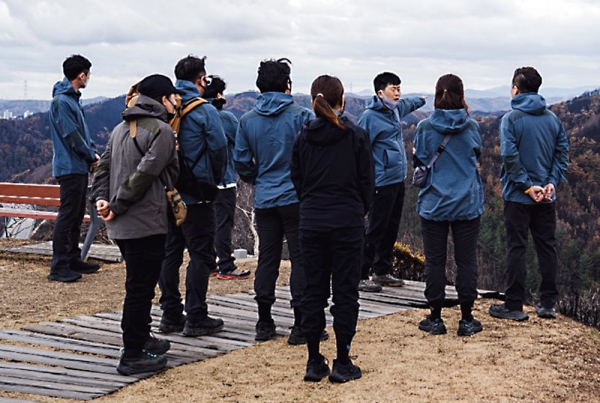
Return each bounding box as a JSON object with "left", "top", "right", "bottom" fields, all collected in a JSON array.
[
  {"left": 358, "top": 72, "right": 426, "bottom": 292},
  {"left": 413, "top": 74, "right": 484, "bottom": 336},
  {"left": 158, "top": 55, "right": 227, "bottom": 337},
  {"left": 48, "top": 54, "right": 100, "bottom": 283},
  {"left": 489, "top": 67, "right": 569, "bottom": 321},
  {"left": 234, "top": 58, "right": 317, "bottom": 344},
  {"left": 291, "top": 75, "right": 373, "bottom": 383},
  {"left": 203, "top": 75, "right": 250, "bottom": 280}
]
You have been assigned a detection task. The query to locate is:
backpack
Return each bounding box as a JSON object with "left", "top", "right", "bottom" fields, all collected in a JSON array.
[{"left": 126, "top": 82, "right": 218, "bottom": 202}]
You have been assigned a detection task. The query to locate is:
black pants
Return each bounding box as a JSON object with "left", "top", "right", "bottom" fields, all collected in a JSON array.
[
  {"left": 362, "top": 181, "right": 405, "bottom": 279},
  {"left": 215, "top": 187, "right": 237, "bottom": 273},
  {"left": 159, "top": 203, "right": 216, "bottom": 321},
  {"left": 116, "top": 234, "right": 166, "bottom": 357},
  {"left": 300, "top": 227, "right": 362, "bottom": 348},
  {"left": 254, "top": 203, "right": 305, "bottom": 308},
  {"left": 51, "top": 174, "right": 88, "bottom": 272},
  {"left": 504, "top": 201, "right": 559, "bottom": 310},
  {"left": 421, "top": 217, "right": 480, "bottom": 307}
]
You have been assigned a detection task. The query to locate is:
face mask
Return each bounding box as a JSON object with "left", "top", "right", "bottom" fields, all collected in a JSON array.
[
  {"left": 166, "top": 112, "right": 176, "bottom": 121},
  {"left": 380, "top": 92, "right": 398, "bottom": 110}
]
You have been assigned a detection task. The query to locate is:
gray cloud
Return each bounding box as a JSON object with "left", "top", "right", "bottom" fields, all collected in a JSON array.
[{"left": 0, "top": 0, "right": 599, "bottom": 100}]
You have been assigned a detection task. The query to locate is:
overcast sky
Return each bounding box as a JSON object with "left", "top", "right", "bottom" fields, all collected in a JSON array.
[{"left": 1, "top": 0, "right": 599, "bottom": 100}]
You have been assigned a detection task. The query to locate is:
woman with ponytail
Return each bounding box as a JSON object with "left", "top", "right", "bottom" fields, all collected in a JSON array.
[
  {"left": 291, "top": 75, "right": 374, "bottom": 383},
  {"left": 413, "top": 74, "right": 484, "bottom": 337}
]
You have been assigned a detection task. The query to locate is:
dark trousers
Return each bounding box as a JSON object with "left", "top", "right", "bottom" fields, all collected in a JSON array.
[
  {"left": 51, "top": 174, "right": 89, "bottom": 272},
  {"left": 254, "top": 203, "right": 305, "bottom": 308},
  {"left": 116, "top": 234, "right": 166, "bottom": 357},
  {"left": 300, "top": 227, "right": 362, "bottom": 348},
  {"left": 159, "top": 203, "right": 216, "bottom": 321},
  {"left": 421, "top": 216, "right": 480, "bottom": 307},
  {"left": 504, "top": 201, "right": 559, "bottom": 310},
  {"left": 215, "top": 187, "right": 237, "bottom": 273},
  {"left": 362, "top": 181, "right": 405, "bottom": 279}
]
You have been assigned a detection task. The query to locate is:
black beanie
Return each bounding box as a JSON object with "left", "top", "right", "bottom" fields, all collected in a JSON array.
[{"left": 137, "top": 74, "right": 184, "bottom": 102}]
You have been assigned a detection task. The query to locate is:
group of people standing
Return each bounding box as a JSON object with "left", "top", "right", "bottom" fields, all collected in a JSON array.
[{"left": 48, "top": 53, "right": 569, "bottom": 383}]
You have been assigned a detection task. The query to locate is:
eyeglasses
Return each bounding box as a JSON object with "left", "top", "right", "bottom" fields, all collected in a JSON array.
[{"left": 203, "top": 75, "right": 213, "bottom": 86}]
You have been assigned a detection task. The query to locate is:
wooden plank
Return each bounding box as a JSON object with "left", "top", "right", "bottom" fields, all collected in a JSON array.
[
  {"left": 0, "top": 361, "right": 135, "bottom": 384},
  {"left": 0, "top": 330, "right": 121, "bottom": 358},
  {"left": 0, "top": 374, "right": 114, "bottom": 394},
  {"left": 0, "top": 183, "right": 60, "bottom": 198},
  {"left": 0, "top": 382, "right": 100, "bottom": 401}
]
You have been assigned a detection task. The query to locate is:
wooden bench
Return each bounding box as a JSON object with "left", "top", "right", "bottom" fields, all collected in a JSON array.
[{"left": 0, "top": 182, "right": 101, "bottom": 260}]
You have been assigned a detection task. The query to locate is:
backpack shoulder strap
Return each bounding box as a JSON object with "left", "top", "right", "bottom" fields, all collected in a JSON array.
[{"left": 180, "top": 97, "right": 207, "bottom": 118}]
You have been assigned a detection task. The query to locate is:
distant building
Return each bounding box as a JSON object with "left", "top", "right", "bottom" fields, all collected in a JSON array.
[
  {"left": 23, "top": 110, "right": 33, "bottom": 118},
  {"left": 2, "top": 110, "right": 13, "bottom": 120}
]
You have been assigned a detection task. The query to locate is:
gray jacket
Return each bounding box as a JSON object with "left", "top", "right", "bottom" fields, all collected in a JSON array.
[{"left": 90, "top": 94, "right": 179, "bottom": 240}]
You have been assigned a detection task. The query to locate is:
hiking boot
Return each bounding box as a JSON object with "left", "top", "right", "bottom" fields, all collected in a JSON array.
[
  {"left": 304, "top": 354, "right": 330, "bottom": 382},
  {"left": 217, "top": 268, "right": 251, "bottom": 280},
  {"left": 143, "top": 334, "right": 171, "bottom": 355},
  {"left": 329, "top": 359, "right": 362, "bottom": 383},
  {"left": 255, "top": 321, "right": 276, "bottom": 341},
  {"left": 287, "top": 326, "right": 330, "bottom": 345},
  {"left": 358, "top": 279, "right": 382, "bottom": 293},
  {"left": 183, "top": 316, "right": 224, "bottom": 337},
  {"left": 209, "top": 269, "right": 218, "bottom": 277},
  {"left": 116, "top": 351, "right": 168, "bottom": 375},
  {"left": 47, "top": 268, "right": 82, "bottom": 283},
  {"left": 488, "top": 304, "right": 529, "bottom": 321},
  {"left": 158, "top": 312, "right": 186, "bottom": 334},
  {"left": 418, "top": 316, "right": 447, "bottom": 335},
  {"left": 372, "top": 273, "right": 405, "bottom": 287},
  {"left": 457, "top": 318, "right": 483, "bottom": 336},
  {"left": 535, "top": 302, "right": 556, "bottom": 319},
  {"left": 70, "top": 260, "right": 100, "bottom": 274}
]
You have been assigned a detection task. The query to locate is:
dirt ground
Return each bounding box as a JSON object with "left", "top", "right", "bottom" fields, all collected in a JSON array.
[{"left": 1, "top": 239, "right": 599, "bottom": 403}]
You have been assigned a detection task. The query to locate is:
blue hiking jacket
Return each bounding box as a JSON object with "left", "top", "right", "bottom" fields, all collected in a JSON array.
[
  {"left": 218, "top": 109, "right": 239, "bottom": 187},
  {"left": 175, "top": 79, "right": 227, "bottom": 204},
  {"left": 358, "top": 95, "right": 425, "bottom": 187},
  {"left": 49, "top": 77, "right": 97, "bottom": 177},
  {"left": 500, "top": 93, "right": 569, "bottom": 204},
  {"left": 414, "top": 109, "right": 484, "bottom": 221},
  {"left": 234, "top": 92, "right": 314, "bottom": 209}
]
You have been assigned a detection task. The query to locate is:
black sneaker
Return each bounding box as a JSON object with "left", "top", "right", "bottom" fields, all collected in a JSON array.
[
  {"left": 358, "top": 279, "right": 382, "bottom": 293},
  {"left": 535, "top": 303, "right": 556, "bottom": 319},
  {"left": 372, "top": 273, "right": 405, "bottom": 287},
  {"left": 304, "top": 354, "right": 330, "bottom": 382},
  {"left": 117, "top": 351, "right": 168, "bottom": 375},
  {"left": 158, "top": 313, "right": 186, "bottom": 334},
  {"left": 488, "top": 304, "right": 529, "bottom": 321},
  {"left": 418, "top": 316, "right": 447, "bottom": 335},
  {"left": 183, "top": 316, "right": 224, "bottom": 337},
  {"left": 287, "top": 327, "right": 330, "bottom": 345},
  {"left": 144, "top": 334, "right": 171, "bottom": 355},
  {"left": 255, "top": 321, "right": 276, "bottom": 341},
  {"left": 329, "top": 359, "right": 362, "bottom": 383},
  {"left": 457, "top": 318, "right": 483, "bottom": 336},
  {"left": 70, "top": 260, "right": 100, "bottom": 274},
  {"left": 47, "top": 268, "right": 82, "bottom": 283}
]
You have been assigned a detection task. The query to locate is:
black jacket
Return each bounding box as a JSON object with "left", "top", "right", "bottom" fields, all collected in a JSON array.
[{"left": 291, "top": 116, "right": 374, "bottom": 231}]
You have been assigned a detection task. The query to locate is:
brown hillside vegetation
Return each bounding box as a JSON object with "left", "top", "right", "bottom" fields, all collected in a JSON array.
[{"left": 0, "top": 240, "right": 599, "bottom": 403}]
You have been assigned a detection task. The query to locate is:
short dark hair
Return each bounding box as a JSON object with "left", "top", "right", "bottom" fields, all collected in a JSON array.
[
  {"left": 203, "top": 75, "right": 227, "bottom": 99},
  {"left": 174, "top": 55, "right": 206, "bottom": 82},
  {"left": 512, "top": 67, "right": 542, "bottom": 94},
  {"left": 256, "top": 58, "right": 292, "bottom": 93},
  {"left": 63, "top": 55, "right": 91, "bottom": 81},
  {"left": 434, "top": 73, "right": 467, "bottom": 111},
  {"left": 373, "top": 72, "right": 401, "bottom": 93}
]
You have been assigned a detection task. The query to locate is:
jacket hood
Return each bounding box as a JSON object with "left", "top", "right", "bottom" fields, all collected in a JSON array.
[
  {"left": 122, "top": 94, "right": 168, "bottom": 122},
  {"left": 429, "top": 109, "right": 471, "bottom": 134},
  {"left": 52, "top": 77, "right": 80, "bottom": 99},
  {"left": 365, "top": 94, "right": 388, "bottom": 112},
  {"left": 253, "top": 92, "right": 294, "bottom": 116},
  {"left": 304, "top": 116, "right": 350, "bottom": 146},
  {"left": 175, "top": 79, "right": 202, "bottom": 101},
  {"left": 511, "top": 93, "right": 547, "bottom": 116}
]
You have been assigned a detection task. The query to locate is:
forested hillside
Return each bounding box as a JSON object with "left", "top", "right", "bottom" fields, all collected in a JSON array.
[{"left": 1, "top": 91, "right": 599, "bottom": 327}]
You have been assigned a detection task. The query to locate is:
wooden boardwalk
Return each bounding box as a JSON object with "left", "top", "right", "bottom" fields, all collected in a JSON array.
[{"left": 0, "top": 282, "right": 492, "bottom": 401}]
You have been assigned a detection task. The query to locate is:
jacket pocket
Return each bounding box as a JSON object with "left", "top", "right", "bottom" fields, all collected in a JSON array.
[{"left": 384, "top": 149, "right": 401, "bottom": 169}]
